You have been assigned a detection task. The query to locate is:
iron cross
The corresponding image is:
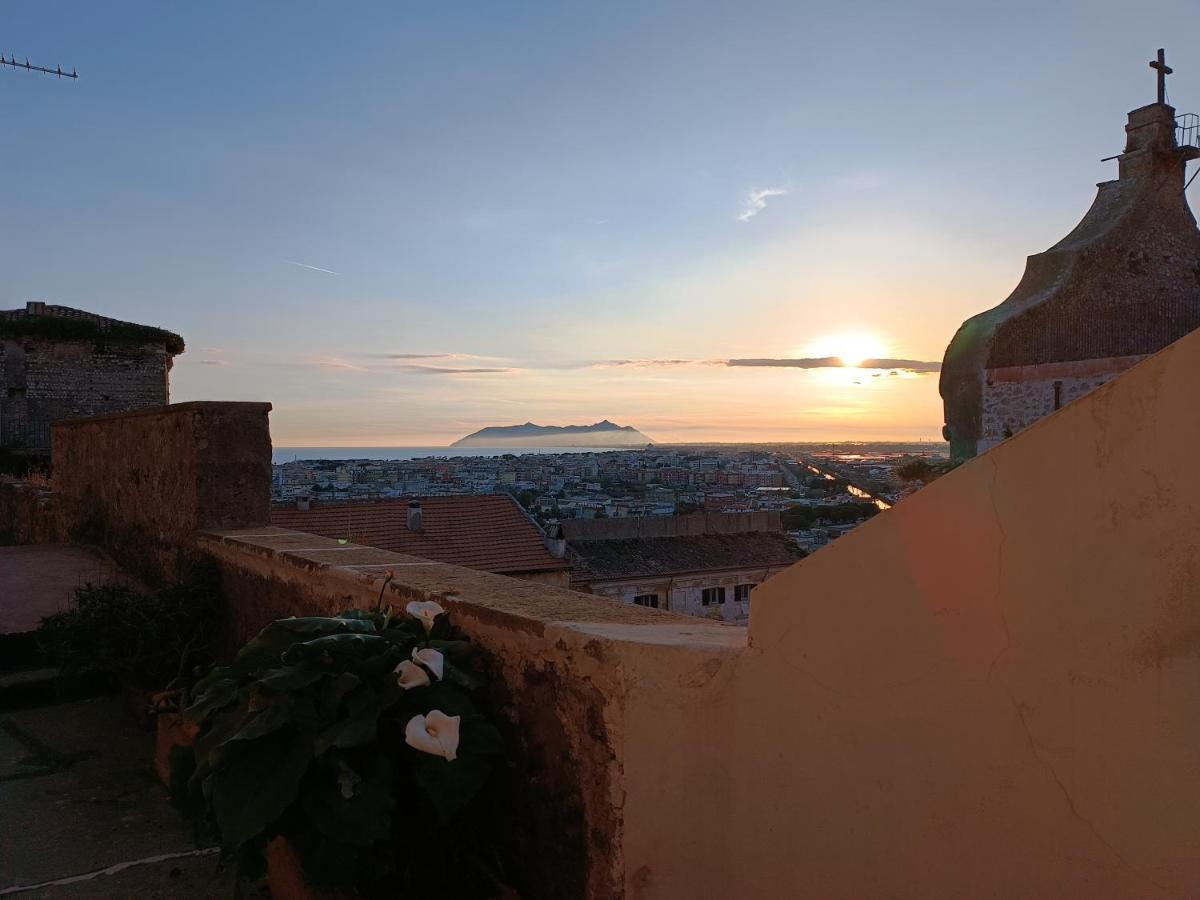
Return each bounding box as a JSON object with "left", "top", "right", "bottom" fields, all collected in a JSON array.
[{"left": 1150, "top": 48, "right": 1172, "bottom": 105}]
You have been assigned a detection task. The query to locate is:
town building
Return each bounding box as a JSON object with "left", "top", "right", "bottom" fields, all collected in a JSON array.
[
  {"left": 941, "top": 53, "right": 1200, "bottom": 460},
  {"left": 563, "top": 512, "right": 802, "bottom": 624},
  {"left": 0, "top": 302, "right": 183, "bottom": 454},
  {"left": 270, "top": 494, "right": 572, "bottom": 587}
]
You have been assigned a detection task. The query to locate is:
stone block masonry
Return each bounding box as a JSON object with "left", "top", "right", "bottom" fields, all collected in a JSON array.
[
  {"left": 0, "top": 303, "right": 183, "bottom": 453},
  {"left": 979, "top": 354, "right": 1147, "bottom": 451}
]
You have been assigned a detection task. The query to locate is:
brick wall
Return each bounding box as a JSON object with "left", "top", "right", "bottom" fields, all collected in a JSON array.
[{"left": 0, "top": 339, "right": 171, "bottom": 452}]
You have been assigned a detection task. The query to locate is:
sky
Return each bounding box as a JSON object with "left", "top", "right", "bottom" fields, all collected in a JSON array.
[{"left": 5, "top": 1, "right": 1200, "bottom": 446}]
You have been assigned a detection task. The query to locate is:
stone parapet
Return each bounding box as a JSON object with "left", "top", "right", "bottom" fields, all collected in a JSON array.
[
  {"left": 52, "top": 401, "right": 272, "bottom": 581},
  {"left": 197, "top": 526, "right": 742, "bottom": 900}
]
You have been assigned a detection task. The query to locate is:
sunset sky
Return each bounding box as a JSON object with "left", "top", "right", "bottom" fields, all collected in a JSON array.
[{"left": 6, "top": 1, "right": 1199, "bottom": 445}]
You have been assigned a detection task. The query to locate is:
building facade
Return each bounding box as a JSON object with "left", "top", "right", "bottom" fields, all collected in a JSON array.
[
  {"left": 564, "top": 512, "right": 802, "bottom": 625},
  {"left": 0, "top": 302, "right": 183, "bottom": 453},
  {"left": 941, "top": 87, "right": 1200, "bottom": 460}
]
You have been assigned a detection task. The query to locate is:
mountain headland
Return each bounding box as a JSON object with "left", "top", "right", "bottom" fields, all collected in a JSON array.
[{"left": 451, "top": 420, "right": 652, "bottom": 448}]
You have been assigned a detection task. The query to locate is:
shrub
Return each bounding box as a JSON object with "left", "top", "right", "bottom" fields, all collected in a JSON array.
[
  {"left": 38, "top": 565, "right": 222, "bottom": 692},
  {"left": 176, "top": 597, "right": 505, "bottom": 896}
]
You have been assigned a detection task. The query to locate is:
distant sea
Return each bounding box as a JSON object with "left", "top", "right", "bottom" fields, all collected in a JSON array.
[{"left": 272, "top": 446, "right": 624, "bottom": 464}]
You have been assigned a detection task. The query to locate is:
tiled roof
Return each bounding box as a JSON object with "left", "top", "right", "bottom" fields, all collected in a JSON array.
[
  {"left": 270, "top": 495, "right": 570, "bottom": 575},
  {"left": 568, "top": 531, "right": 803, "bottom": 583}
]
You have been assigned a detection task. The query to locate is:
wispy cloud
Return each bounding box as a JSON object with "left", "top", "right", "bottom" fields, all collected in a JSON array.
[
  {"left": 593, "top": 359, "right": 702, "bottom": 368},
  {"left": 727, "top": 357, "right": 941, "bottom": 373},
  {"left": 737, "top": 187, "right": 788, "bottom": 222},
  {"left": 199, "top": 359, "right": 232, "bottom": 367},
  {"left": 396, "top": 365, "right": 514, "bottom": 375},
  {"left": 311, "top": 355, "right": 367, "bottom": 371},
  {"left": 283, "top": 259, "right": 340, "bottom": 276}
]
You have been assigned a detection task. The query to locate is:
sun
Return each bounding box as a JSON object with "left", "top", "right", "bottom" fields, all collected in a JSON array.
[{"left": 804, "top": 334, "right": 888, "bottom": 368}]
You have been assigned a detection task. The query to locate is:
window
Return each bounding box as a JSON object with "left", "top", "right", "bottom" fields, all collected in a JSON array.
[
  {"left": 701, "top": 587, "right": 726, "bottom": 606},
  {"left": 734, "top": 583, "right": 756, "bottom": 603},
  {"left": 633, "top": 594, "right": 659, "bottom": 609}
]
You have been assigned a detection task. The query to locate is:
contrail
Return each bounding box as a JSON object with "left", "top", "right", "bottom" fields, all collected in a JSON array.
[{"left": 283, "top": 259, "right": 340, "bottom": 276}]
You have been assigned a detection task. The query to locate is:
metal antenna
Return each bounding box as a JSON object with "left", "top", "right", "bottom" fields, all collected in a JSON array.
[{"left": 0, "top": 53, "right": 78, "bottom": 80}]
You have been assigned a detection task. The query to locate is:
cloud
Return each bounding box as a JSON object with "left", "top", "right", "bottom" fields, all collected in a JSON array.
[
  {"left": 373, "top": 353, "right": 452, "bottom": 360},
  {"left": 737, "top": 187, "right": 788, "bottom": 222},
  {"left": 593, "top": 359, "right": 702, "bottom": 368},
  {"left": 396, "top": 365, "right": 515, "bottom": 375},
  {"left": 199, "top": 359, "right": 231, "bottom": 367},
  {"left": 311, "top": 356, "right": 367, "bottom": 371},
  {"left": 726, "top": 357, "right": 941, "bottom": 373},
  {"left": 283, "top": 259, "right": 340, "bottom": 276},
  {"left": 203, "top": 347, "right": 224, "bottom": 354}
]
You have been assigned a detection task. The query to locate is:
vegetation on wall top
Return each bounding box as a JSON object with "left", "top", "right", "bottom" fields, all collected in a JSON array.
[{"left": 0, "top": 315, "right": 186, "bottom": 354}]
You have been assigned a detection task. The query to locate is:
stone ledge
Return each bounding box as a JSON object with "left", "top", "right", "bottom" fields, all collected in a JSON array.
[
  {"left": 51, "top": 400, "right": 272, "bottom": 427},
  {"left": 199, "top": 526, "right": 745, "bottom": 642}
]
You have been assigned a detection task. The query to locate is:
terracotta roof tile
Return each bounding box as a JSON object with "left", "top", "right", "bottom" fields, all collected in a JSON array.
[{"left": 271, "top": 495, "right": 570, "bottom": 575}]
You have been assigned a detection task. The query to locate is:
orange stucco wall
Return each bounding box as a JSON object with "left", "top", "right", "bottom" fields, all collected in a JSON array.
[{"left": 618, "top": 328, "right": 1200, "bottom": 898}]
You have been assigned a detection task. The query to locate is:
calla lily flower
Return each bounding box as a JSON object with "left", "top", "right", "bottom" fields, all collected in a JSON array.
[
  {"left": 406, "top": 600, "right": 445, "bottom": 632},
  {"left": 412, "top": 647, "right": 444, "bottom": 681},
  {"left": 394, "top": 660, "right": 431, "bottom": 690},
  {"left": 405, "top": 710, "right": 461, "bottom": 761}
]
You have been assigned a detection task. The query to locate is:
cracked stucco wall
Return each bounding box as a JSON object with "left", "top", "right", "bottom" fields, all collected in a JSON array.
[{"left": 636, "top": 329, "right": 1200, "bottom": 898}]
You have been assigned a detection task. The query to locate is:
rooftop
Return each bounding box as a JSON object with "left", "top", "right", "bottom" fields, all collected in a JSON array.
[
  {"left": 270, "top": 495, "right": 571, "bottom": 576},
  {"left": 567, "top": 530, "right": 802, "bottom": 583}
]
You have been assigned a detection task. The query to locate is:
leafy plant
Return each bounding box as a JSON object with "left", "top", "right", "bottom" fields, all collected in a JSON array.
[
  {"left": 177, "top": 598, "right": 505, "bottom": 896},
  {"left": 38, "top": 564, "right": 222, "bottom": 691}
]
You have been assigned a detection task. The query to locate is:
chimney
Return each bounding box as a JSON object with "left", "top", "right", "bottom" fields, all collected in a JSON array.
[
  {"left": 26, "top": 301, "right": 46, "bottom": 316},
  {"left": 407, "top": 500, "right": 423, "bottom": 531},
  {"left": 546, "top": 522, "right": 567, "bottom": 558},
  {"left": 296, "top": 496, "right": 310, "bottom": 512}
]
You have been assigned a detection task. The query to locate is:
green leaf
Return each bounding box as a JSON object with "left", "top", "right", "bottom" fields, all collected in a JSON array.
[
  {"left": 317, "top": 672, "right": 361, "bottom": 721},
  {"left": 220, "top": 698, "right": 292, "bottom": 746},
  {"left": 301, "top": 751, "right": 397, "bottom": 846},
  {"left": 267, "top": 616, "right": 378, "bottom": 636},
  {"left": 460, "top": 714, "right": 504, "bottom": 756},
  {"left": 281, "top": 633, "right": 392, "bottom": 666},
  {"left": 184, "top": 677, "right": 240, "bottom": 725},
  {"left": 442, "top": 662, "right": 484, "bottom": 692},
  {"left": 411, "top": 749, "right": 494, "bottom": 824},
  {"left": 209, "top": 729, "right": 313, "bottom": 850},
  {"left": 314, "top": 681, "right": 403, "bottom": 753},
  {"left": 258, "top": 665, "right": 327, "bottom": 692}
]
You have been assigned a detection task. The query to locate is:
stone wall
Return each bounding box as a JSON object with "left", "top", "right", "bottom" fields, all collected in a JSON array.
[
  {"left": 0, "top": 339, "right": 173, "bottom": 452},
  {"left": 52, "top": 402, "right": 272, "bottom": 582},
  {"left": 0, "top": 479, "right": 61, "bottom": 545},
  {"left": 196, "top": 527, "right": 742, "bottom": 900},
  {"left": 637, "top": 329, "right": 1200, "bottom": 898},
  {"left": 979, "top": 355, "right": 1145, "bottom": 451}
]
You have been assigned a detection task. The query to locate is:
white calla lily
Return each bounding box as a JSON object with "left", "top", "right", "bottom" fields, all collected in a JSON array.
[
  {"left": 406, "top": 600, "right": 445, "bottom": 633},
  {"left": 412, "top": 647, "right": 445, "bottom": 681},
  {"left": 405, "top": 710, "right": 461, "bottom": 761},
  {"left": 393, "top": 660, "right": 431, "bottom": 690}
]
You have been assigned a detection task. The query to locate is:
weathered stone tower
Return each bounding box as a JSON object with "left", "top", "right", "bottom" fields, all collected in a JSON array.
[
  {"left": 0, "top": 302, "right": 184, "bottom": 454},
  {"left": 940, "top": 54, "right": 1200, "bottom": 461}
]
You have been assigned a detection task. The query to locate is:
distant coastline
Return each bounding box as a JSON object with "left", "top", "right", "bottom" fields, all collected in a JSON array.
[
  {"left": 271, "top": 440, "right": 949, "bottom": 465},
  {"left": 272, "top": 446, "right": 623, "bottom": 464}
]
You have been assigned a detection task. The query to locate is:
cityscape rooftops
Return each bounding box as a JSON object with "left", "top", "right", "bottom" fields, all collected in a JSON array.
[
  {"left": 270, "top": 494, "right": 570, "bottom": 577},
  {"left": 567, "top": 530, "right": 802, "bottom": 583}
]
